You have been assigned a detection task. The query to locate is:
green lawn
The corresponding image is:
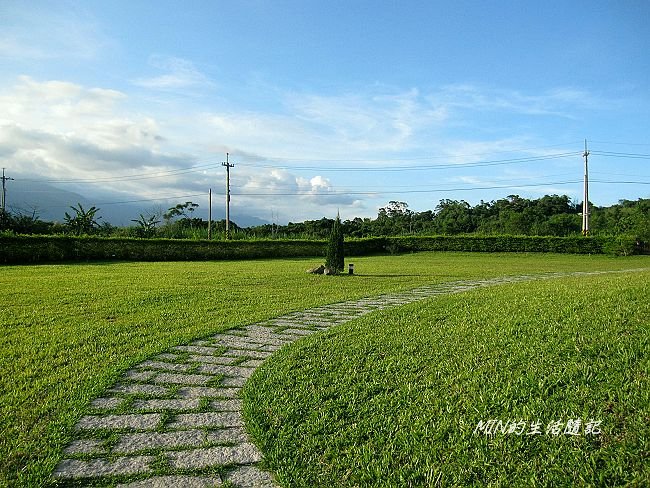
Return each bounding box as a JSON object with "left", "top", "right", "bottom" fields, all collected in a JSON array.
[
  {"left": 1, "top": 253, "right": 648, "bottom": 486},
  {"left": 243, "top": 270, "right": 650, "bottom": 487}
]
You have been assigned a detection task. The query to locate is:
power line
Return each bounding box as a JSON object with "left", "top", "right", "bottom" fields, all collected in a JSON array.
[
  {"left": 240, "top": 141, "right": 584, "bottom": 162},
  {"left": 590, "top": 140, "right": 650, "bottom": 147},
  {"left": 232, "top": 180, "right": 585, "bottom": 197},
  {"left": 229, "top": 179, "right": 648, "bottom": 198},
  {"left": 241, "top": 152, "right": 580, "bottom": 172},
  {"left": 590, "top": 150, "right": 650, "bottom": 159},
  {"left": 15, "top": 150, "right": 583, "bottom": 184},
  {"left": 19, "top": 161, "right": 223, "bottom": 184},
  {"left": 42, "top": 193, "right": 207, "bottom": 209}
]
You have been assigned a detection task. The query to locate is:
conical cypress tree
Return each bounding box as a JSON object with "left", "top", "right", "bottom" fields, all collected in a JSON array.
[{"left": 325, "top": 213, "right": 344, "bottom": 273}]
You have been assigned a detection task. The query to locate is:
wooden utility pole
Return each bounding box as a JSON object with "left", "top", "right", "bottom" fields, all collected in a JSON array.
[
  {"left": 582, "top": 140, "right": 590, "bottom": 236},
  {"left": 222, "top": 154, "right": 234, "bottom": 239},
  {"left": 1, "top": 168, "right": 14, "bottom": 212},
  {"left": 208, "top": 188, "right": 212, "bottom": 240}
]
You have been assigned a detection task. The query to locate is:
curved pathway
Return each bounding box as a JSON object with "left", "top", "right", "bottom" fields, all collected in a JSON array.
[{"left": 53, "top": 269, "right": 645, "bottom": 487}]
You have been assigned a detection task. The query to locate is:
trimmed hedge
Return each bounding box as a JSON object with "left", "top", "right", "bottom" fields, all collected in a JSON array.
[
  {"left": 0, "top": 235, "right": 325, "bottom": 264},
  {"left": 390, "top": 235, "right": 609, "bottom": 254},
  {"left": 0, "top": 234, "right": 638, "bottom": 264}
]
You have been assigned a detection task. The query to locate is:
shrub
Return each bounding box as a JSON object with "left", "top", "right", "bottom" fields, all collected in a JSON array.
[{"left": 325, "top": 214, "right": 345, "bottom": 273}]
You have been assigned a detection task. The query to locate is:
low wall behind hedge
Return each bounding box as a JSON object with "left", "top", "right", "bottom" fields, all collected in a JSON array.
[{"left": 0, "top": 234, "right": 636, "bottom": 264}]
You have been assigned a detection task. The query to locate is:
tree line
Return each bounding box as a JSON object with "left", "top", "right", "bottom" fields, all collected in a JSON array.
[
  {"left": 1, "top": 194, "right": 648, "bottom": 242},
  {"left": 248, "top": 195, "right": 649, "bottom": 242}
]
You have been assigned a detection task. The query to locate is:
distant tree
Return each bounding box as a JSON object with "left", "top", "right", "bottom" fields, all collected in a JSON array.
[
  {"left": 379, "top": 201, "right": 412, "bottom": 219},
  {"left": 9, "top": 207, "right": 50, "bottom": 234},
  {"left": 64, "top": 203, "right": 102, "bottom": 235},
  {"left": 325, "top": 213, "right": 345, "bottom": 273},
  {"left": 536, "top": 213, "right": 582, "bottom": 236},
  {"left": 0, "top": 209, "right": 13, "bottom": 231},
  {"left": 376, "top": 201, "right": 414, "bottom": 235},
  {"left": 164, "top": 201, "right": 199, "bottom": 221},
  {"left": 434, "top": 199, "right": 474, "bottom": 234},
  {"left": 131, "top": 213, "right": 161, "bottom": 238}
]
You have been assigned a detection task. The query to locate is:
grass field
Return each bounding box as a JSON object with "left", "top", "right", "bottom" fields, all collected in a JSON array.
[
  {"left": 1, "top": 252, "right": 648, "bottom": 486},
  {"left": 243, "top": 270, "right": 650, "bottom": 487}
]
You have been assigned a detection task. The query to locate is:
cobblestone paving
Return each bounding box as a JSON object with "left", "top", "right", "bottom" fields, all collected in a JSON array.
[{"left": 52, "top": 270, "right": 639, "bottom": 487}]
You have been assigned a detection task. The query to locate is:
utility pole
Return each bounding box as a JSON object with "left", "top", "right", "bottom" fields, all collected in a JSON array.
[
  {"left": 208, "top": 188, "right": 212, "bottom": 240},
  {"left": 222, "top": 153, "right": 234, "bottom": 239},
  {"left": 1, "top": 168, "right": 14, "bottom": 212},
  {"left": 582, "top": 140, "right": 590, "bottom": 236}
]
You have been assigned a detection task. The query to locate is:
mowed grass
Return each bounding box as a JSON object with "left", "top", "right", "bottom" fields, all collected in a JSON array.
[
  {"left": 243, "top": 270, "right": 650, "bottom": 487},
  {"left": 0, "top": 253, "right": 647, "bottom": 486}
]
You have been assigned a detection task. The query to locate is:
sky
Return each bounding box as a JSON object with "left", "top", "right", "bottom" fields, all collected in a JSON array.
[{"left": 1, "top": 0, "right": 649, "bottom": 225}]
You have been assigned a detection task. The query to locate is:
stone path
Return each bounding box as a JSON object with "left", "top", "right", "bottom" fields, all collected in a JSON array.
[{"left": 52, "top": 269, "right": 646, "bottom": 487}]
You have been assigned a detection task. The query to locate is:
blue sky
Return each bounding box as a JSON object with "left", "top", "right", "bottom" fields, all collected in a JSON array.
[{"left": 1, "top": 0, "right": 649, "bottom": 224}]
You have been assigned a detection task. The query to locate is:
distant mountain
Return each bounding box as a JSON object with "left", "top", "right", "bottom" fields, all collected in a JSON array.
[{"left": 6, "top": 180, "right": 269, "bottom": 228}]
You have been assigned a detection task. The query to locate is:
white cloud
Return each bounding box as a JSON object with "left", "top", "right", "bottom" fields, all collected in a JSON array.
[
  {"left": 0, "top": 6, "right": 112, "bottom": 60},
  {"left": 0, "top": 77, "right": 188, "bottom": 180},
  {"left": 429, "top": 84, "right": 601, "bottom": 118},
  {"left": 0, "top": 75, "right": 370, "bottom": 222},
  {"left": 133, "top": 56, "right": 215, "bottom": 91},
  {"left": 0, "top": 74, "right": 603, "bottom": 223},
  {"left": 200, "top": 88, "right": 449, "bottom": 162}
]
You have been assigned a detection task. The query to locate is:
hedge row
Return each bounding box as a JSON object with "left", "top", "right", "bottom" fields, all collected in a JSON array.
[
  {"left": 389, "top": 235, "right": 608, "bottom": 254},
  {"left": 0, "top": 235, "right": 324, "bottom": 264},
  {"left": 0, "top": 234, "right": 639, "bottom": 264}
]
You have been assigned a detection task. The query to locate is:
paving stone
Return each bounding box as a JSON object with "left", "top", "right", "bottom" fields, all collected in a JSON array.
[
  {"left": 63, "top": 438, "right": 105, "bottom": 455},
  {"left": 117, "top": 475, "right": 222, "bottom": 487},
  {"left": 156, "top": 353, "right": 182, "bottom": 361},
  {"left": 212, "top": 338, "right": 265, "bottom": 350},
  {"left": 240, "top": 334, "right": 292, "bottom": 346},
  {"left": 205, "top": 427, "right": 249, "bottom": 444},
  {"left": 266, "top": 332, "right": 304, "bottom": 341},
  {"left": 224, "top": 349, "right": 272, "bottom": 359},
  {"left": 214, "top": 334, "right": 268, "bottom": 345},
  {"left": 241, "top": 325, "right": 282, "bottom": 336},
  {"left": 175, "top": 345, "right": 223, "bottom": 355},
  {"left": 166, "top": 443, "right": 261, "bottom": 469},
  {"left": 176, "top": 386, "right": 239, "bottom": 399},
  {"left": 265, "top": 319, "right": 304, "bottom": 326},
  {"left": 132, "top": 398, "right": 201, "bottom": 411},
  {"left": 53, "top": 456, "right": 153, "bottom": 478},
  {"left": 138, "top": 360, "right": 193, "bottom": 372},
  {"left": 239, "top": 359, "right": 264, "bottom": 368},
  {"left": 278, "top": 328, "right": 315, "bottom": 336},
  {"left": 125, "top": 370, "right": 158, "bottom": 382},
  {"left": 113, "top": 430, "right": 206, "bottom": 454},
  {"left": 108, "top": 383, "right": 170, "bottom": 397},
  {"left": 188, "top": 354, "right": 238, "bottom": 365},
  {"left": 91, "top": 397, "right": 125, "bottom": 410},
  {"left": 167, "top": 412, "right": 243, "bottom": 429},
  {"left": 196, "top": 364, "right": 254, "bottom": 378},
  {"left": 209, "top": 399, "right": 242, "bottom": 411},
  {"left": 224, "top": 465, "right": 276, "bottom": 488},
  {"left": 220, "top": 376, "right": 246, "bottom": 387},
  {"left": 216, "top": 334, "right": 287, "bottom": 347},
  {"left": 190, "top": 340, "right": 214, "bottom": 346},
  {"left": 76, "top": 413, "right": 162, "bottom": 431},
  {"left": 152, "top": 372, "right": 213, "bottom": 385},
  {"left": 296, "top": 322, "right": 327, "bottom": 328}
]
